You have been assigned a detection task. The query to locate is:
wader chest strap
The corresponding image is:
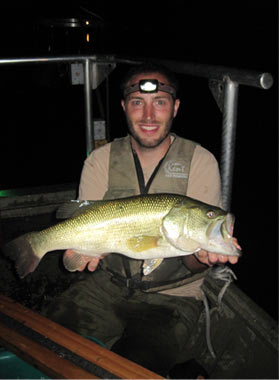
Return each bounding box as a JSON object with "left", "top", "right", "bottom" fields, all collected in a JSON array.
[{"left": 106, "top": 268, "right": 193, "bottom": 291}]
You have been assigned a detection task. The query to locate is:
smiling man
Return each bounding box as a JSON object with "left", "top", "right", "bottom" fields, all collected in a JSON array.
[
  {"left": 122, "top": 73, "right": 180, "bottom": 151},
  {"left": 45, "top": 62, "right": 240, "bottom": 378}
]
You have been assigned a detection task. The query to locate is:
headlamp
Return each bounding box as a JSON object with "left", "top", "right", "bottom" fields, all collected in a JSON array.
[{"left": 123, "top": 79, "right": 176, "bottom": 98}]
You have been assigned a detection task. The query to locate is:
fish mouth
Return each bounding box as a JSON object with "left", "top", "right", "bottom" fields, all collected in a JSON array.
[{"left": 207, "top": 213, "right": 241, "bottom": 256}]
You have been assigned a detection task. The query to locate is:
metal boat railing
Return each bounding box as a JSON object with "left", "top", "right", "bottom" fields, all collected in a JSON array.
[{"left": 0, "top": 54, "right": 273, "bottom": 210}]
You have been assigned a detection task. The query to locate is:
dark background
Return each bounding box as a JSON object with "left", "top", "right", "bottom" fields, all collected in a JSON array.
[{"left": 0, "top": 0, "right": 277, "bottom": 319}]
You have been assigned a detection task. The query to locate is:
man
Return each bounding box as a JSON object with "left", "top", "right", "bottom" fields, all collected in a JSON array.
[{"left": 45, "top": 62, "right": 239, "bottom": 377}]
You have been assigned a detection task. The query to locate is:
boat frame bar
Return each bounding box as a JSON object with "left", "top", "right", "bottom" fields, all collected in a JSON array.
[{"left": 0, "top": 54, "right": 273, "bottom": 210}]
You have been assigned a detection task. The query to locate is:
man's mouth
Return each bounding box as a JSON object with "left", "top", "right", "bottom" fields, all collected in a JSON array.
[
  {"left": 138, "top": 121, "right": 161, "bottom": 131},
  {"left": 140, "top": 125, "right": 159, "bottom": 131}
]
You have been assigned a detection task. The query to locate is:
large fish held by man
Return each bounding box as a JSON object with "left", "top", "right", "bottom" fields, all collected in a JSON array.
[{"left": 3, "top": 193, "right": 241, "bottom": 279}]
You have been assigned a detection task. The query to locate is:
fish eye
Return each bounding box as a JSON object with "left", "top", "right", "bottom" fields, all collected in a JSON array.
[{"left": 207, "top": 210, "right": 215, "bottom": 218}]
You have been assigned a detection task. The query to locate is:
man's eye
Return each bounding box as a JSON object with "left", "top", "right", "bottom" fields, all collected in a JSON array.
[
  {"left": 154, "top": 99, "right": 168, "bottom": 107},
  {"left": 131, "top": 100, "right": 142, "bottom": 106}
]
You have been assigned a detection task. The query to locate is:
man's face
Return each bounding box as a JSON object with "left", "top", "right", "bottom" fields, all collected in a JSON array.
[{"left": 121, "top": 72, "right": 180, "bottom": 149}]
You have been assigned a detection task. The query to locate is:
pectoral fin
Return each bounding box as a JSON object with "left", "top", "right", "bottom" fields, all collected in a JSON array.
[
  {"left": 127, "top": 236, "right": 159, "bottom": 252},
  {"left": 143, "top": 258, "right": 164, "bottom": 276}
]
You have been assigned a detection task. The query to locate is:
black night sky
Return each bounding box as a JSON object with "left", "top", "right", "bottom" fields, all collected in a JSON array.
[{"left": 0, "top": 0, "right": 277, "bottom": 319}]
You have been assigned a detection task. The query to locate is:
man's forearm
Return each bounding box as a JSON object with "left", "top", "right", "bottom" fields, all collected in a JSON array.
[{"left": 183, "top": 254, "right": 209, "bottom": 273}]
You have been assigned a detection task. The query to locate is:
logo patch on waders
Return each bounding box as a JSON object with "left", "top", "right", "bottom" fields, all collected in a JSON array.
[{"left": 164, "top": 160, "right": 188, "bottom": 179}]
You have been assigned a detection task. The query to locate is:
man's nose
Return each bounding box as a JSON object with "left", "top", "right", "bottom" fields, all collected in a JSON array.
[{"left": 143, "top": 103, "right": 154, "bottom": 120}]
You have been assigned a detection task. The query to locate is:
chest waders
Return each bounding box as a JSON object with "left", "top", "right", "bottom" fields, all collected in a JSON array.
[{"left": 101, "top": 134, "right": 208, "bottom": 293}]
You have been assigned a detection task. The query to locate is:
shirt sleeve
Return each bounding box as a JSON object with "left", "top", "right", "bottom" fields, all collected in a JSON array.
[
  {"left": 187, "top": 145, "right": 222, "bottom": 207},
  {"left": 78, "top": 143, "right": 111, "bottom": 200}
]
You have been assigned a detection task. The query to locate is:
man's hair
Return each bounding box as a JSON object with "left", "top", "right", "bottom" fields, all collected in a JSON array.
[{"left": 120, "top": 62, "right": 179, "bottom": 99}]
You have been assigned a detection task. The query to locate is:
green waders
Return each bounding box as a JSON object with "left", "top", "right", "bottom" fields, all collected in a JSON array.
[{"left": 44, "top": 268, "right": 203, "bottom": 376}]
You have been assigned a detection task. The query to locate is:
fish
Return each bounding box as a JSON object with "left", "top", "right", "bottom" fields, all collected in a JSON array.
[{"left": 3, "top": 193, "right": 241, "bottom": 279}]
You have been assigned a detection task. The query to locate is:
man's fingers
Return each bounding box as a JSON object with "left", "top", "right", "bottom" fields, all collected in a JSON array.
[
  {"left": 76, "top": 262, "right": 88, "bottom": 271},
  {"left": 195, "top": 250, "right": 239, "bottom": 266},
  {"left": 87, "top": 257, "right": 101, "bottom": 272},
  {"left": 64, "top": 250, "right": 101, "bottom": 272},
  {"left": 207, "top": 252, "right": 239, "bottom": 265},
  {"left": 228, "top": 255, "right": 239, "bottom": 264}
]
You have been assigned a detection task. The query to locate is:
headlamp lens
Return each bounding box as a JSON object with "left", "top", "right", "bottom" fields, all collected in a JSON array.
[{"left": 139, "top": 79, "right": 158, "bottom": 93}]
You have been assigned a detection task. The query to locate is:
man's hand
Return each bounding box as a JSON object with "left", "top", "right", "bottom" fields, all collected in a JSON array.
[
  {"left": 183, "top": 238, "right": 241, "bottom": 272},
  {"left": 194, "top": 238, "right": 241, "bottom": 266},
  {"left": 63, "top": 249, "right": 104, "bottom": 272},
  {"left": 195, "top": 250, "right": 239, "bottom": 266}
]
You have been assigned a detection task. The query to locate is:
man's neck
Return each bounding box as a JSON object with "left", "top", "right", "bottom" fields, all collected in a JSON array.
[{"left": 130, "top": 135, "right": 171, "bottom": 169}]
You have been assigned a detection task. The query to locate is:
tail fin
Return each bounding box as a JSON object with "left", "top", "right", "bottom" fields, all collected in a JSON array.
[{"left": 3, "top": 233, "right": 41, "bottom": 279}]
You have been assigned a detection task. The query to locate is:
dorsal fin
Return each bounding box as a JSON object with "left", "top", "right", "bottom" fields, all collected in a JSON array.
[{"left": 56, "top": 200, "right": 103, "bottom": 219}]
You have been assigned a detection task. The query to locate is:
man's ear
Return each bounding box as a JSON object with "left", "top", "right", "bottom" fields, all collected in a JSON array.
[
  {"left": 173, "top": 98, "right": 180, "bottom": 118},
  {"left": 121, "top": 99, "right": 126, "bottom": 112}
]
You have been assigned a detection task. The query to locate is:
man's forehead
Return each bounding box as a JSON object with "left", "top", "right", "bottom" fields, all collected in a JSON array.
[{"left": 128, "top": 72, "right": 169, "bottom": 85}]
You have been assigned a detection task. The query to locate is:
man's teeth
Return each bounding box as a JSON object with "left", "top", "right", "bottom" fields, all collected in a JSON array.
[{"left": 141, "top": 125, "right": 157, "bottom": 131}]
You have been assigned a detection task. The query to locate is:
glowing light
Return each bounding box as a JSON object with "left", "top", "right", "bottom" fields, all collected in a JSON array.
[
  {"left": 86, "top": 33, "right": 90, "bottom": 42},
  {"left": 140, "top": 81, "right": 157, "bottom": 92}
]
